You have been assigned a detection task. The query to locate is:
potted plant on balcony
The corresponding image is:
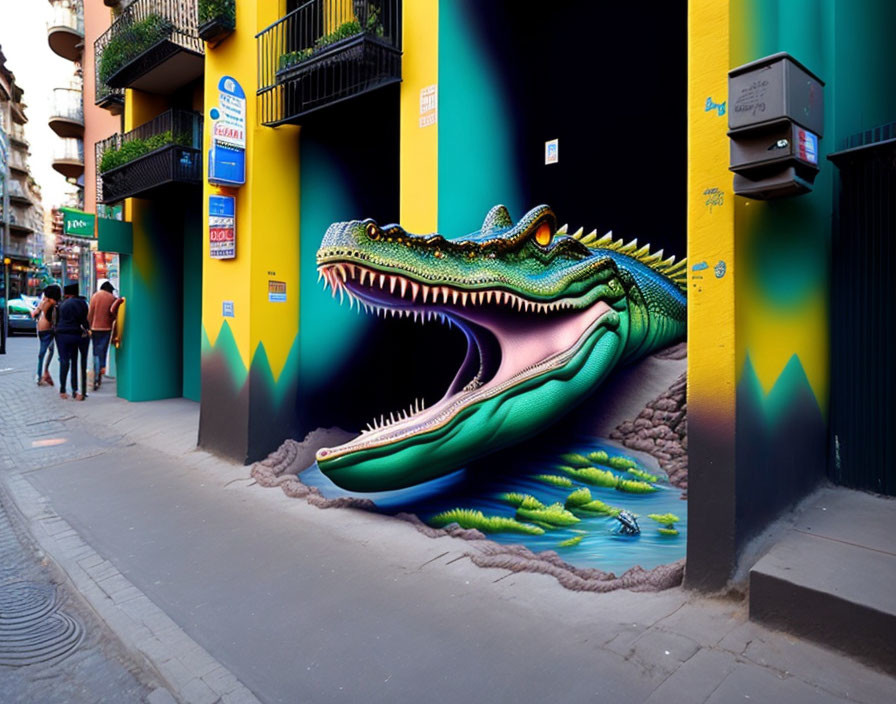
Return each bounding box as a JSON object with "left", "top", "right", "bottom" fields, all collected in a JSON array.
[
  {"left": 198, "top": 0, "right": 235, "bottom": 46},
  {"left": 276, "top": 4, "right": 385, "bottom": 80}
]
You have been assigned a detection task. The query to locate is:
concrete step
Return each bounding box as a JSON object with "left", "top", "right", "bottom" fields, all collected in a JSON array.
[{"left": 749, "top": 486, "right": 896, "bottom": 674}]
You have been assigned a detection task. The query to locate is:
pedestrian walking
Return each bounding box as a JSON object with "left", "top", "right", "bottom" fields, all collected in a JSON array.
[
  {"left": 55, "top": 283, "right": 90, "bottom": 401},
  {"left": 87, "top": 280, "right": 117, "bottom": 390},
  {"left": 32, "top": 284, "right": 61, "bottom": 386}
]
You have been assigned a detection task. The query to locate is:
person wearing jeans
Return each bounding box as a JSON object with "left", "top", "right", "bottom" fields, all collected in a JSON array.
[
  {"left": 87, "top": 281, "right": 117, "bottom": 390},
  {"left": 32, "top": 284, "right": 61, "bottom": 386},
  {"left": 55, "top": 283, "right": 90, "bottom": 400}
]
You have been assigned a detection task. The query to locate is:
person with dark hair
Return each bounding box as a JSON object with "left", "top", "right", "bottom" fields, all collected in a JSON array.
[
  {"left": 87, "top": 280, "right": 118, "bottom": 390},
  {"left": 55, "top": 283, "right": 90, "bottom": 401},
  {"left": 32, "top": 284, "right": 61, "bottom": 386}
]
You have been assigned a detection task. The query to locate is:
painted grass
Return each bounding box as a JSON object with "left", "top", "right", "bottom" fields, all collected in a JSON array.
[
  {"left": 658, "top": 528, "right": 680, "bottom": 536},
  {"left": 559, "top": 453, "right": 593, "bottom": 468},
  {"left": 616, "top": 478, "right": 658, "bottom": 494},
  {"left": 533, "top": 474, "right": 575, "bottom": 488},
  {"left": 561, "top": 466, "right": 658, "bottom": 493},
  {"left": 607, "top": 456, "right": 638, "bottom": 470},
  {"left": 648, "top": 513, "right": 681, "bottom": 525},
  {"left": 558, "top": 535, "right": 585, "bottom": 548},
  {"left": 627, "top": 467, "right": 659, "bottom": 483},
  {"left": 430, "top": 509, "right": 545, "bottom": 535},
  {"left": 499, "top": 493, "right": 545, "bottom": 510},
  {"left": 516, "top": 503, "right": 581, "bottom": 527},
  {"left": 564, "top": 488, "right": 622, "bottom": 516},
  {"left": 580, "top": 499, "right": 623, "bottom": 517},
  {"left": 587, "top": 450, "right": 609, "bottom": 464},
  {"left": 560, "top": 466, "right": 619, "bottom": 488},
  {"left": 564, "top": 487, "right": 594, "bottom": 508}
]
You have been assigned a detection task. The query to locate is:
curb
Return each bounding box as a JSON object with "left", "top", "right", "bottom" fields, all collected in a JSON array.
[{"left": 1, "top": 470, "right": 261, "bottom": 704}]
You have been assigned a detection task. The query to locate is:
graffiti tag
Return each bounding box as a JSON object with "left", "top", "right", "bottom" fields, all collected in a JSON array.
[
  {"left": 733, "top": 79, "right": 768, "bottom": 118},
  {"left": 703, "top": 187, "right": 724, "bottom": 212},
  {"left": 705, "top": 97, "right": 726, "bottom": 116}
]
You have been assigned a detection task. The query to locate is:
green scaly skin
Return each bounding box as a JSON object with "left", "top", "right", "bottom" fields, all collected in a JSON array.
[{"left": 315, "top": 205, "right": 686, "bottom": 491}]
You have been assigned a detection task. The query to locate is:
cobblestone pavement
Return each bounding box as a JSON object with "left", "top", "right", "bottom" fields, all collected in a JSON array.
[{"left": 0, "top": 340, "right": 162, "bottom": 703}]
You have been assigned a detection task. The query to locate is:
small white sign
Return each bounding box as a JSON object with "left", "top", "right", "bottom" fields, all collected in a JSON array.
[
  {"left": 419, "top": 85, "right": 438, "bottom": 128},
  {"left": 545, "top": 138, "right": 559, "bottom": 165}
]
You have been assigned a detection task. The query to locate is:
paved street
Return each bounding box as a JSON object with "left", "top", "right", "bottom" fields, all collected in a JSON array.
[
  {"left": 0, "top": 337, "right": 164, "bottom": 703},
  {"left": 1, "top": 335, "right": 896, "bottom": 704}
]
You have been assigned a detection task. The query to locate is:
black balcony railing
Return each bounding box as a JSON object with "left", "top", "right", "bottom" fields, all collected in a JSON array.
[
  {"left": 257, "top": 0, "right": 401, "bottom": 126},
  {"left": 95, "top": 56, "right": 125, "bottom": 112},
  {"left": 95, "top": 0, "right": 203, "bottom": 94},
  {"left": 96, "top": 109, "right": 202, "bottom": 203}
]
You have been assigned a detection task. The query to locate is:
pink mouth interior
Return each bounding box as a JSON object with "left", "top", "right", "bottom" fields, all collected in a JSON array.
[{"left": 315, "top": 263, "right": 610, "bottom": 457}]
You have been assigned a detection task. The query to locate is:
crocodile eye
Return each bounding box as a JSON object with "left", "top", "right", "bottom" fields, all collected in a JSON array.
[
  {"left": 366, "top": 223, "right": 381, "bottom": 240},
  {"left": 534, "top": 222, "right": 553, "bottom": 247}
]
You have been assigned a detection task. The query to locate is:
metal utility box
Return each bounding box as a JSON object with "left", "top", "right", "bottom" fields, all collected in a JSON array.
[{"left": 728, "top": 53, "right": 824, "bottom": 200}]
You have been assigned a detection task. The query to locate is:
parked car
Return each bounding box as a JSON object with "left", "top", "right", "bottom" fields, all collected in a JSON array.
[{"left": 6, "top": 297, "right": 37, "bottom": 335}]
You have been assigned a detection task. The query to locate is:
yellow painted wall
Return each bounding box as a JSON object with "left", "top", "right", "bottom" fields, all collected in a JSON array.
[
  {"left": 399, "top": 0, "right": 438, "bottom": 233},
  {"left": 687, "top": 0, "right": 735, "bottom": 419},
  {"left": 202, "top": 0, "right": 300, "bottom": 381}
]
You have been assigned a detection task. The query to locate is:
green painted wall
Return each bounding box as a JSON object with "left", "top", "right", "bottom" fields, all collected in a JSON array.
[
  {"left": 182, "top": 204, "right": 202, "bottom": 401},
  {"left": 729, "top": 0, "right": 896, "bottom": 548},
  {"left": 117, "top": 195, "right": 202, "bottom": 402},
  {"left": 437, "top": 0, "right": 524, "bottom": 237},
  {"left": 117, "top": 203, "right": 182, "bottom": 401}
]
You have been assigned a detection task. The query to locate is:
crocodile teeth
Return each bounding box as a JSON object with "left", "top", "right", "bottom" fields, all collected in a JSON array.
[{"left": 390, "top": 276, "right": 397, "bottom": 293}]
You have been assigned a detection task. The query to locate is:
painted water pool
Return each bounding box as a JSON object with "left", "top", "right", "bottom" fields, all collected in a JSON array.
[{"left": 300, "top": 438, "right": 686, "bottom": 575}]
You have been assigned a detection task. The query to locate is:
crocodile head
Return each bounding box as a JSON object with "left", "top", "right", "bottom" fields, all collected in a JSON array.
[{"left": 314, "top": 205, "right": 685, "bottom": 491}]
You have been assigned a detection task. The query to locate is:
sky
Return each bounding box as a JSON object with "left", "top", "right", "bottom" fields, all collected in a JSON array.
[{"left": 1, "top": 0, "right": 80, "bottom": 211}]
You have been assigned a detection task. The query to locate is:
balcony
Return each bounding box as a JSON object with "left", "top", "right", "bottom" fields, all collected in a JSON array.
[
  {"left": 8, "top": 151, "right": 28, "bottom": 174},
  {"left": 52, "top": 137, "right": 85, "bottom": 180},
  {"left": 47, "top": 0, "right": 85, "bottom": 62},
  {"left": 9, "top": 124, "right": 28, "bottom": 147},
  {"left": 257, "top": 0, "right": 401, "bottom": 126},
  {"left": 2, "top": 204, "right": 34, "bottom": 235},
  {"left": 49, "top": 87, "right": 85, "bottom": 138},
  {"left": 94, "top": 66, "right": 125, "bottom": 114},
  {"left": 96, "top": 109, "right": 202, "bottom": 203},
  {"left": 95, "top": 0, "right": 203, "bottom": 95},
  {"left": 6, "top": 180, "right": 31, "bottom": 205}
]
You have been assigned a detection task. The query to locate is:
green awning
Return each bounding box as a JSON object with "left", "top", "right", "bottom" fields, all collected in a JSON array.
[{"left": 61, "top": 207, "right": 96, "bottom": 238}]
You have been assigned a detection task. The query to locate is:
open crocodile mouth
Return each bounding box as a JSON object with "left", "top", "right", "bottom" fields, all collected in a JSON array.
[{"left": 314, "top": 261, "right": 618, "bottom": 464}]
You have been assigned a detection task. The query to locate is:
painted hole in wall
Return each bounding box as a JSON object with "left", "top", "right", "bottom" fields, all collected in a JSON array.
[{"left": 258, "top": 203, "right": 687, "bottom": 587}]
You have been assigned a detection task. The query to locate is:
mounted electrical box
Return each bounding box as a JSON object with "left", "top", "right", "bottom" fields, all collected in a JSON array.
[{"left": 728, "top": 52, "right": 824, "bottom": 200}]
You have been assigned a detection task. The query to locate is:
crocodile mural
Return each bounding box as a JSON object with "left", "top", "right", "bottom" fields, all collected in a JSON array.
[{"left": 314, "top": 205, "right": 687, "bottom": 492}]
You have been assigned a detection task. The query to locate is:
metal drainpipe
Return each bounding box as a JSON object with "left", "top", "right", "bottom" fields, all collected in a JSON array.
[{"left": 1, "top": 131, "right": 10, "bottom": 352}]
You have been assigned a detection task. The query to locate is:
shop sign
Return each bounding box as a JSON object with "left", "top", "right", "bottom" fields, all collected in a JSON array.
[
  {"left": 208, "top": 76, "right": 246, "bottom": 186},
  {"left": 209, "top": 194, "right": 236, "bottom": 259},
  {"left": 62, "top": 208, "right": 96, "bottom": 237},
  {"left": 222, "top": 301, "right": 234, "bottom": 317}
]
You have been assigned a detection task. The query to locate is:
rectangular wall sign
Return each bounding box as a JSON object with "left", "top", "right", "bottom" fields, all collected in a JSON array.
[
  {"left": 209, "top": 194, "right": 236, "bottom": 259},
  {"left": 268, "top": 280, "right": 287, "bottom": 303},
  {"left": 208, "top": 76, "right": 247, "bottom": 186}
]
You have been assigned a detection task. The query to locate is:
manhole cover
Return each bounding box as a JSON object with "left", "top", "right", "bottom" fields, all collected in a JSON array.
[{"left": 0, "top": 582, "right": 83, "bottom": 667}]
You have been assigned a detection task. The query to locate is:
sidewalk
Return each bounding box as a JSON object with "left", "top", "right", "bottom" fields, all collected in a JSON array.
[{"left": 2, "top": 336, "right": 895, "bottom": 703}]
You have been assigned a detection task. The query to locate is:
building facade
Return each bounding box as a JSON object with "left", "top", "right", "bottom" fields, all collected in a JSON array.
[
  {"left": 0, "top": 48, "right": 47, "bottom": 302},
  {"left": 78, "top": 0, "right": 894, "bottom": 635}
]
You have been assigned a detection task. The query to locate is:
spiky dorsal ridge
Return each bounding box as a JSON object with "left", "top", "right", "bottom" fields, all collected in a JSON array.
[{"left": 562, "top": 224, "right": 687, "bottom": 292}]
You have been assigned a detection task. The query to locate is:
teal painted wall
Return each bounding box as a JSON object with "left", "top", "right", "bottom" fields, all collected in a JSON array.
[
  {"left": 117, "top": 195, "right": 202, "bottom": 402},
  {"left": 437, "top": 0, "right": 524, "bottom": 237},
  {"left": 182, "top": 203, "right": 202, "bottom": 401},
  {"left": 729, "top": 0, "right": 896, "bottom": 549}
]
